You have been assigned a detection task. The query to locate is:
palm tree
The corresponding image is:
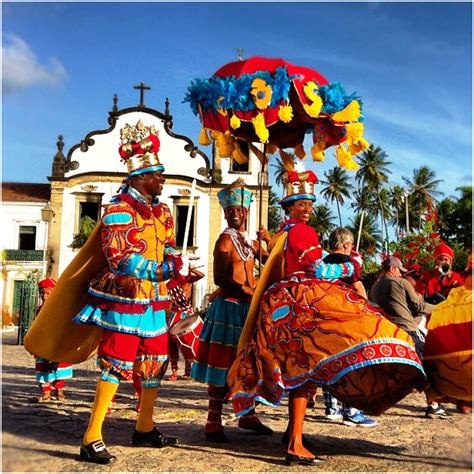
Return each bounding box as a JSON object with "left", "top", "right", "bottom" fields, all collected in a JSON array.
[
  {"left": 389, "top": 185, "right": 405, "bottom": 241},
  {"left": 319, "top": 166, "right": 353, "bottom": 226},
  {"left": 348, "top": 212, "right": 382, "bottom": 253},
  {"left": 270, "top": 156, "right": 289, "bottom": 198},
  {"left": 267, "top": 190, "right": 282, "bottom": 233},
  {"left": 350, "top": 188, "right": 378, "bottom": 251},
  {"left": 309, "top": 203, "right": 335, "bottom": 245},
  {"left": 403, "top": 166, "right": 443, "bottom": 230},
  {"left": 355, "top": 145, "right": 392, "bottom": 251},
  {"left": 378, "top": 188, "right": 392, "bottom": 239}
]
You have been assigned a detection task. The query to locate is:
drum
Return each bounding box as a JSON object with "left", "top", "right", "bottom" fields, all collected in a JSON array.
[
  {"left": 167, "top": 311, "right": 183, "bottom": 332},
  {"left": 169, "top": 314, "right": 203, "bottom": 360}
]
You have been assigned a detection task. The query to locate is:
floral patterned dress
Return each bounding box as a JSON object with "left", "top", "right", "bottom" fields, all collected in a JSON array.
[{"left": 227, "top": 219, "right": 427, "bottom": 417}]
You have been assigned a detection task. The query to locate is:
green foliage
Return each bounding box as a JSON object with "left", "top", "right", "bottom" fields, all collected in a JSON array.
[
  {"left": 267, "top": 190, "right": 282, "bottom": 233},
  {"left": 71, "top": 215, "right": 97, "bottom": 249},
  {"left": 308, "top": 204, "right": 335, "bottom": 246},
  {"left": 319, "top": 166, "right": 353, "bottom": 226}
]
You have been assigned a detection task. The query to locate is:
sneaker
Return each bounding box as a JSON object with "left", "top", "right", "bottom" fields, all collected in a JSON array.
[
  {"left": 325, "top": 408, "right": 343, "bottom": 421},
  {"left": 342, "top": 412, "right": 377, "bottom": 427},
  {"left": 425, "top": 405, "right": 451, "bottom": 419}
]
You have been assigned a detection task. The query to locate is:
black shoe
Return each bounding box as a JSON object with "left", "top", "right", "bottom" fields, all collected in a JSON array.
[
  {"left": 79, "top": 440, "right": 116, "bottom": 465},
  {"left": 281, "top": 430, "right": 315, "bottom": 450},
  {"left": 205, "top": 431, "right": 229, "bottom": 443},
  {"left": 131, "top": 427, "right": 179, "bottom": 448},
  {"left": 285, "top": 453, "right": 324, "bottom": 466},
  {"left": 238, "top": 420, "right": 273, "bottom": 436}
]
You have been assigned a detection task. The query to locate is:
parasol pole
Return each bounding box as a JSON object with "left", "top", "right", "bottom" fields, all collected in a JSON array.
[
  {"left": 355, "top": 209, "right": 365, "bottom": 253},
  {"left": 182, "top": 179, "right": 196, "bottom": 257},
  {"left": 257, "top": 144, "right": 267, "bottom": 276}
]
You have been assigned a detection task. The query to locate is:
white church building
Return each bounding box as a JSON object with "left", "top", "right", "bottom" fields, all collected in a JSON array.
[{"left": 1, "top": 86, "right": 269, "bottom": 316}]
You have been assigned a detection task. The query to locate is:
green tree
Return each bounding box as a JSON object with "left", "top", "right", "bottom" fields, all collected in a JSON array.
[
  {"left": 403, "top": 165, "right": 443, "bottom": 230},
  {"left": 355, "top": 145, "right": 392, "bottom": 251},
  {"left": 348, "top": 212, "right": 382, "bottom": 253},
  {"left": 350, "top": 188, "right": 378, "bottom": 251},
  {"left": 320, "top": 166, "right": 352, "bottom": 226},
  {"left": 308, "top": 203, "right": 335, "bottom": 245},
  {"left": 436, "top": 196, "right": 457, "bottom": 242},
  {"left": 267, "top": 190, "right": 282, "bottom": 233},
  {"left": 270, "top": 156, "right": 288, "bottom": 198},
  {"left": 389, "top": 185, "right": 405, "bottom": 241},
  {"left": 451, "top": 186, "right": 472, "bottom": 248}
]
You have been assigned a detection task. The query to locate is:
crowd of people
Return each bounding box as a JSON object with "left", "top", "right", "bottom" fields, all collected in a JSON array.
[{"left": 27, "top": 122, "right": 472, "bottom": 466}]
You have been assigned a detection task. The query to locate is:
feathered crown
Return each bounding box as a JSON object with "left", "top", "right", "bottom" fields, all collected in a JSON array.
[
  {"left": 118, "top": 120, "right": 164, "bottom": 176},
  {"left": 281, "top": 162, "right": 318, "bottom": 205}
]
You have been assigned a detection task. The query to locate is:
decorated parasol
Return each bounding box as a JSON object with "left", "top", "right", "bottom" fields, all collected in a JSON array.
[
  {"left": 185, "top": 56, "right": 370, "bottom": 269},
  {"left": 185, "top": 56, "right": 369, "bottom": 171}
]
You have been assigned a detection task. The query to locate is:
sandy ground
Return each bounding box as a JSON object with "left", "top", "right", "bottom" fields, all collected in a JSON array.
[{"left": 2, "top": 330, "right": 472, "bottom": 473}]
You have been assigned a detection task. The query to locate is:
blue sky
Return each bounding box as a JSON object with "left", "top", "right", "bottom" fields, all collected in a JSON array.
[{"left": 3, "top": 1, "right": 472, "bottom": 224}]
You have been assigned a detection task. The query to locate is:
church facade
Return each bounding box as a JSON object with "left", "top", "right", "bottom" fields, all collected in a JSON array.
[{"left": 46, "top": 90, "right": 269, "bottom": 311}]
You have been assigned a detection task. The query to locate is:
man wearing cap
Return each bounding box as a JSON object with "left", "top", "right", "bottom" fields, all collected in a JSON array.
[
  {"left": 191, "top": 178, "right": 272, "bottom": 443},
  {"left": 417, "top": 241, "right": 464, "bottom": 304},
  {"left": 370, "top": 256, "right": 451, "bottom": 418},
  {"left": 370, "top": 256, "right": 434, "bottom": 354},
  {"left": 34, "top": 278, "right": 73, "bottom": 402},
  {"left": 73, "top": 121, "right": 187, "bottom": 464}
]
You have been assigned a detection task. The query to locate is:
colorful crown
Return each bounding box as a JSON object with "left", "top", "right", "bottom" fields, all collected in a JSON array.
[
  {"left": 217, "top": 178, "right": 253, "bottom": 210},
  {"left": 281, "top": 163, "right": 318, "bottom": 205},
  {"left": 118, "top": 120, "right": 164, "bottom": 176}
]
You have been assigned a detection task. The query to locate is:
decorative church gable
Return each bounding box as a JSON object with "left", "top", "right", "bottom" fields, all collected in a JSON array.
[{"left": 64, "top": 94, "right": 211, "bottom": 183}]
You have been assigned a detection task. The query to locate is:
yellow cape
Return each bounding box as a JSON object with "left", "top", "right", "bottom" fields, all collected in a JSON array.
[
  {"left": 24, "top": 226, "right": 105, "bottom": 364},
  {"left": 237, "top": 232, "right": 287, "bottom": 352}
]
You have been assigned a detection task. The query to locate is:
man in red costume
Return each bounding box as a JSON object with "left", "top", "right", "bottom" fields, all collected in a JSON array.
[
  {"left": 418, "top": 242, "right": 464, "bottom": 305},
  {"left": 73, "top": 121, "right": 187, "bottom": 464}
]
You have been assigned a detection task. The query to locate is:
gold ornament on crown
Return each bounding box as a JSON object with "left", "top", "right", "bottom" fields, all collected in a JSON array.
[
  {"left": 120, "top": 120, "right": 158, "bottom": 144},
  {"left": 283, "top": 171, "right": 315, "bottom": 197}
]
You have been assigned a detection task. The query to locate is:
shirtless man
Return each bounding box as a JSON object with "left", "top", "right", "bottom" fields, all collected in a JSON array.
[{"left": 191, "top": 178, "right": 272, "bottom": 442}]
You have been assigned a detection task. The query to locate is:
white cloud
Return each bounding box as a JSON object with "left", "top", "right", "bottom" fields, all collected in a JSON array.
[{"left": 2, "top": 33, "right": 67, "bottom": 94}]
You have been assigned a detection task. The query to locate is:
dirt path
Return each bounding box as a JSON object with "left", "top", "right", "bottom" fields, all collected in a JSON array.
[{"left": 2, "top": 331, "right": 472, "bottom": 472}]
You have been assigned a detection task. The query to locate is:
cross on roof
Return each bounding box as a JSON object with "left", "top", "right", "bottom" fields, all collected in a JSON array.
[
  {"left": 237, "top": 48, "right": 244, "bottom": 61},
  {"left": 134, "top": 82, "right": 151, "bottom": 107}
]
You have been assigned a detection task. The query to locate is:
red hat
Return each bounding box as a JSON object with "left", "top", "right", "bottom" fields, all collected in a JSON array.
[
  {"left": 434, "top": 241, "right": 454, "bottom": 260},
  {"left": 281, "top": 163, "right": 318, "bottom": 205},
  {"left": 38, "top": 278, "right": 56, "bottom": 289}
]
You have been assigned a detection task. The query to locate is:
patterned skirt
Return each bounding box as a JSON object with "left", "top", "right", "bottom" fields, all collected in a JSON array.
[
  {"left": 35, "top": 358, "right": 73, "bottom": 384},
  {"left": 423, "top": 285, "right": 472, "bottom": 403},
  {"left": 191, "top": 297, "right": 250, "bottom": 386},
  {"left": 227, "top": 273, "right": 427, "bottom": 417}
]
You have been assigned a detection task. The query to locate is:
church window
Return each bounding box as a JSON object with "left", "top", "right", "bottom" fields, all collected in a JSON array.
[
  {"left": 230, "top": 141, "right": 250, "bottom": 173},
  {"left": 174, "top": 205, "right": 196, "bottom": 249},
  {"left": 79, "top": 201, "right": 100, "bottom": 222},
  {"left": 18, "top": 226, "right": 36, "bottom": 250}
]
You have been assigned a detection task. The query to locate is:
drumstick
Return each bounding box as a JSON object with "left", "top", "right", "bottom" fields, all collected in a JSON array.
[{"left": 190, "top": 265, "right": 204, "bottom": 270}]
